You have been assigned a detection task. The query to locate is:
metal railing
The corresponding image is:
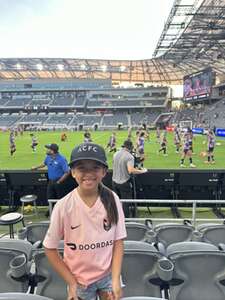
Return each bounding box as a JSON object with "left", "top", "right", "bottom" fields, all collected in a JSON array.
[{"left": 48, "top": 198, "right": 225, "bottom": 227}]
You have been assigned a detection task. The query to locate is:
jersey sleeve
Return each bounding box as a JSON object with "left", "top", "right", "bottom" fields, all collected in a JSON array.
[
  {"left": 43, "top": 200, "right": 64, "bottom": 249},
  {"left": 113, "top": 193, "right": 127, "bottom": 240}
]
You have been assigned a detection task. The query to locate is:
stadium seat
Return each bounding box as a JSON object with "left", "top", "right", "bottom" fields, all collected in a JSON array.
[
  {"left": 0, "top": 239, "right": 33, "bottom": 261},
  {"left": 0, "top": 242, "right": 32, "bottom": 293},
  {"left": 125, "top": 222, "right": 150, "bottom": 241},
  {"left": 33, "top": 248, "right": 66, "bottom": 300},
  {"left": 18, "top": 221, "right": 50, "bottom": 245},
  {"left": 153, "top": 222, "right": 194, "bottom": 251},
  {"left": 0, "top": 293, "right": 53, "bottom": 300},
  {"left": 167, "top": 241, "right": 225, "bottom": 300},
  {"left": 197, "top": 223, "right": 225, "bottom": 245},
  {"left": 122, "top": 241, "right": 163, "bottom": 297}
]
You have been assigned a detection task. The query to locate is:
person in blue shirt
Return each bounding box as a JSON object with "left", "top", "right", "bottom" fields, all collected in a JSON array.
[{"left": 32, "top": 143, "right": 70, "bottom": 214}]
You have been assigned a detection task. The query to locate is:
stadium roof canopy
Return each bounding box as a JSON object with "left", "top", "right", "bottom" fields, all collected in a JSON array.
[{"left": 1, "top": 0, "right": 225, "bottom": 85}]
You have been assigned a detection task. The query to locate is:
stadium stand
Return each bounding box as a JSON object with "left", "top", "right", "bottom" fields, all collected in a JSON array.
[
  {"left": 49, "top": 97, "right": 75, "bottom": 107},
  {"left": 0, "top": 114, "right": 21, "bottom": 127},
  {"left": 130, "top": 111, "right": 160, "bottom": 126},
  {"left": 102, "top": 112, "right": 129, "bottom": 127},
  {"left": 43, "top": 113, "right": 73, "bottom": 126},
  {"left": 19, "top": 113, "right": 49, "bottom": 124}
]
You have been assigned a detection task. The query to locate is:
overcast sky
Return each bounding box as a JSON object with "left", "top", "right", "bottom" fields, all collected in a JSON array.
[{"left": 0, "top": 0, "right": 174, "bottom": 60}]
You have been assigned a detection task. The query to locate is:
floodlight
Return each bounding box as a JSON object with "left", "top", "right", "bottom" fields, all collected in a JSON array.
[
  {"left": 36, "top": 64, "right": 43, "bottom": 71},
  {"left": 101, "top": 65, "right": 107, "bottom": 72},
  {"left": 57, "top": 64, "right": 64, "bottom": 71}
]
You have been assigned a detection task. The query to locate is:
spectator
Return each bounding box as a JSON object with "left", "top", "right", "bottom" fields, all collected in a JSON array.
[{"left": 112, "top": 140, "right": 147, "bottom": 217}]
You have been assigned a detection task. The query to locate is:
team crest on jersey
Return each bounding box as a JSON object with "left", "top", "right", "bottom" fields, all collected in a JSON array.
[{"left": 103, "top": 218, "right": 111, "bottom": 231}]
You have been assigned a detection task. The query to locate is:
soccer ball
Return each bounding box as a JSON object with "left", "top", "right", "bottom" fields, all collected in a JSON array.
[
  {"left": 24, "top": 205, "right": 33, "bottom": 213},
  {"left": 200, "top": 151, "right": 207, "bottom": 157}
]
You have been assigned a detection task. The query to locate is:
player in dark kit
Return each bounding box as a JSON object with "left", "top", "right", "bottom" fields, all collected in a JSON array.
[
  {"left": 205, "top": 130, "right": 216, "bottom": 164},
  {"left": 106, "top": 132, "right": 117, "bottom": 153},
  {"left": 187, "top": 127, "right": 194, "bottom": 153},
  {"left": 83, "top": 130, "right": 92, "bottom": 143},
  {"left": 180, "top": 132, "right": 196, "bottom": 168},
  {"left": 9, "top": 130, "right": 16, "bottom": 156},
  {"left": 30, "top": 133, "right": 38, "bottom": 152},
  {"left": 174, "top": 127, "right": 181, "bottom": 153},
  {"left": 158, "top": 134, "right": 168, "bottom": 156}
]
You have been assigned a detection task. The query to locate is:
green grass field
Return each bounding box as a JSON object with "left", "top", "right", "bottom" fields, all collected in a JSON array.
[{"left": 0, "top": 130, "right": 224, "bottom": 170}]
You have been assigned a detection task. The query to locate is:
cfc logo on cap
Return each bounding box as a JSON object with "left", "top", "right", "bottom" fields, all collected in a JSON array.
[{"left": 78, "top": 145, "right": 98, "bottom": 153}]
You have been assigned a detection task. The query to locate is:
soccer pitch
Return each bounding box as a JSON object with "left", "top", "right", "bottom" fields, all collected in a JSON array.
[{"left": 0, "top": 130, "right": 224, "bottom": 170}]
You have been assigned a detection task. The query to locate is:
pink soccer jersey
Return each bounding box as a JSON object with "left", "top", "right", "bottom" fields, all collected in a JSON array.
[{"left": 43, "top": 188, "right": 127, "bottom": 286}]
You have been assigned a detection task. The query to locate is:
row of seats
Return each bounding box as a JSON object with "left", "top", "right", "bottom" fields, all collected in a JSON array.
[
  {"left": 1, "top": 221, "right": 225, "bottom": 299},
  {"left": 13, "top": 218, "right": 225, "bottom": 250},
  {"left": 0, "top": 294, "right": 162, "bottom": 300}
]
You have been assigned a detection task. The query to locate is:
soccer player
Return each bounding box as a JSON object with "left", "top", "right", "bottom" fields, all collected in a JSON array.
[
  {"left": 187, "top": 127, "right": 194, "bottom": 154},
  {"left": 84, "top": 129, "right": 92, "bottom": 143},
  {"left": 174, "top": 127, "right": 181, "bottom": 153},
  {"left": 61, "top": 132, "right": 67, "bottom": 142},
  {"left": 158, "top": 134, "right": 168, "bottom": 156},
  {"left": 30, "top": 133, "right": 38, "bottom": 152},
  {"left": 9, "top": 130, "right": 16, "bottom": 156},
  {"left": 180, "top": 132, "right": 196, "bottom": 168},
  {"left": 106, "top": 132, "right": 117, "bottom": 153},
  {"left": 156, "top": 127, "right": 161, "bottom": 143},
  {"left": 137, "top": 131, "right": 145, "bottom": 167},
  {"left": 127, "top": 126, "right": 132, "bottom": 141},
  {"left": 205, "top": 130, "right": 216, "bottom": 164}
]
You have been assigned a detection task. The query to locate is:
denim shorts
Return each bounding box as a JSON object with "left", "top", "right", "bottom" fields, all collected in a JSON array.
[{"left": 76, "top": 273, "right": 112, "bottom": 300}]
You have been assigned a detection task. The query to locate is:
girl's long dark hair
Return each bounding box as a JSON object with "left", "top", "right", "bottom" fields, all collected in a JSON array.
[{"left": 98, "top": 182, "right": 118, "bottom": 225}]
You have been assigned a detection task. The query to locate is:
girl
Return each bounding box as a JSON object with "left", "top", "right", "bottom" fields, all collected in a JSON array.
[{"left": 43, "top": 142, "right": 127, "bottom": 300}]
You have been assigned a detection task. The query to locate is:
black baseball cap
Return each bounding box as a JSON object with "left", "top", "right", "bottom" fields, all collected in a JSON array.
[
  {"left": 45, "top": 143, "right": 59, "bottom": 153},
  {"left": 69, "top": 143, "right": 108, "bottom": 168}
]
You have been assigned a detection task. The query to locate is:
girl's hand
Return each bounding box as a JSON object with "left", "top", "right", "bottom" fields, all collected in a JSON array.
[
  {"left": 67, "top": 282, "right": 78, "bottom": 300},
  {"left": 112, "top": 278, "right": 122, "bottom": 300}
]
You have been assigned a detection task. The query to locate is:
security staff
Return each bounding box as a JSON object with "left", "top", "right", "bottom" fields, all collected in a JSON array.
[{"left": 32, "top": 143, "right": 70, "bottom": 210}]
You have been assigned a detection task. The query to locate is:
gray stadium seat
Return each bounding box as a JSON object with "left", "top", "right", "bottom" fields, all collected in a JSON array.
[
  {"left": 0, "top": 246, "right": 31, "bottom": 293},
  {"left": 18, "top": 222, "right": 50, "bottom": 245},
  {"left": 197, "top": 223, "right": 225, "bottom": 245},
  {"left": 125, "top": 222, "right": 148, "bottom": 241},
  {"left": 167, "top": 242, "right": 225, "bottom": 300},
  {"left": 33, "top": 248, "right": 66, "bottom": 300},
  {"left": 154, "top": 222, "right": 194, "bottom": 249},
  {"left": 0, "top": 239, "right": 33, "bottom": 261},
  {"left": 122, "top": 241, "right": 163, "bottom": 297},
  {"left": 0, "top": 293, "right": 53, "bottom": 300}
]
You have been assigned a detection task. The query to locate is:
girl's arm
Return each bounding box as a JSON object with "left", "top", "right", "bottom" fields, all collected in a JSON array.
[
  {"left": 44, "top": 248, "right": 77, "bottom": 300},
  {"left": 111, "top": 239, "right": 124, "bottom": 300}
]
